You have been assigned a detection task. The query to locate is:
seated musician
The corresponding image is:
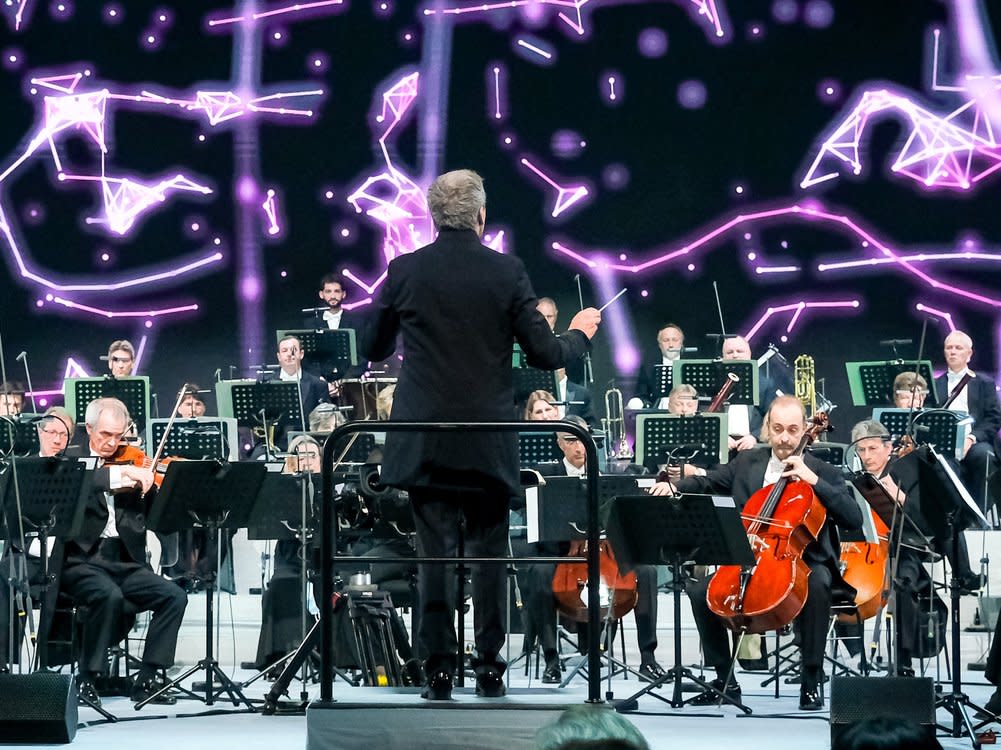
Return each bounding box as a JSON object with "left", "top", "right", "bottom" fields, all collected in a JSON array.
[
  {"left": 851, "top": 419, "right": 933, "bottom": 677},
  {"left": 720, "top": 336, "right": 769, "bottom": 455},
  {"left": 0, "top": 380, "right": 25, "bottom": 416},
  {"left": 0, "top": 407, "right": 75, "bottom": 670},
  {"left": 525, "top": 414, "right": 665, "bottom": 684},
  {"left": 630, "top": 323, "right": 686, "bottom": 409},
  {"left": 886, "top": 371, "right": 981, "bottom": 592},
  {"left": 552, "top": 369, "right": 598, "bottom": 429},
  {"left": 176, "top": 383, "right": 207, "bottom": 417},
  {"left": 640, "top": 384, "right": 710, "bottom": 478},
  {"left": 935, "top": 330, "right": 1001, "bottom": 513},
  {"left": 272, "top": 334, "right": 331, "bottom": 449},
  {"left": 61, "top": 397, "right": 188, "bottom": 707},
  {"left": 105, "top": 339, "right": 136, "bottom": 378},
  {"left": 655, "top": 395, "right": 863, "bottom": 711}
]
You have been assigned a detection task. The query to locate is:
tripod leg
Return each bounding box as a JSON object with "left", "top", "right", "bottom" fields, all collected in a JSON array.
[{"left": 265, "top": 617, "right": 321, "bottom": 706}]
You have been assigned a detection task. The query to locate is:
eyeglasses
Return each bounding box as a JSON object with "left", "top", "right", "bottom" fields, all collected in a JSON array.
[{"left": 39, "top": 427, "right": 67, "bottom": 437}]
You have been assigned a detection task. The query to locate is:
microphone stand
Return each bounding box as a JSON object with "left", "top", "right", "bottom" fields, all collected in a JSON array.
[{"left": 15, "top": 353, "right": 36, "bottom": 414}]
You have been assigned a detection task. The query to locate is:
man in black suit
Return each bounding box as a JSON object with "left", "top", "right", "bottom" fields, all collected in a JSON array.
[
  {"left": 303, "top": 274, "right": 363, "bottom": 332},
  {"left": 720, "top": 335, "right": 784, "bottom": 454},
  {"left": 361, "top": 169, "right": 599, "bottom": 699},
  {"left": 60, "top": 398, "right": 188, "bottom": 706},
  {"left": 526, "top": 416, "right": 663, "bottom": 684},
  {"left": 631, "top": 323, "right": 685, "bottom": 409},
  {"left": 935, "top": 330, "right": 1001, "bottom": 512},
  {"left": 659, "top": 395, "right": 862, "bottom": 710},
  {"left": 537, "top": 297, "right": 588, "bottom": 385},
  {"left": 275, "top": 334, "right": 332, "bottom": 445}
]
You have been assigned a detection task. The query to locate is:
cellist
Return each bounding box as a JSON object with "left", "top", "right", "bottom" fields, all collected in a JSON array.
[{"left": 652, "top": 395, "right": 862, "bottom": 711}]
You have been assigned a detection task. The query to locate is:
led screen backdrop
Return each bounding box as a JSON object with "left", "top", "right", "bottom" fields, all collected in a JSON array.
[{"left": 1, "top": 0, "right": 999, "bottom": 426}]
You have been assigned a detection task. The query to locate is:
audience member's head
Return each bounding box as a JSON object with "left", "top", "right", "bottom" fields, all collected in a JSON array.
[
  {"left": 535, "top": 705, "right": 649, "bottom": 750},
  {"left": 832, "top": 717, "right": 941, "bottom": 750}
]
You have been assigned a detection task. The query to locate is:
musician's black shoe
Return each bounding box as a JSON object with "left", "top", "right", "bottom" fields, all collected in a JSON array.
[
  {"left": 638, "top": 660, "right": 668, "bottom": 683},
  {"left": 976, "top": 688, "right": 1001, "bottom": 720},
  {"left": 402, "top": 658, "right": 424, "bottom": 688},
  {"left": 130, "top": 676, "right": 177, "bottom": 705},
  {"left": 799, "top": 686, "right": 823, "bottom": 711},
  {"left": 897, "top": 665, "right": 916, "bottom": 678},
  {"left": 77, "top": 677, "right": 101, "bottom": 708},
  {"left": 688, "top": 678, "right": 741, "bottom": 706},
  {"left": 474, "top": 665, "right": 506, "bottom": 698},
  {"left": 542, "top": 658, "right": 562, "bottom": 684},
  {"left": 420, "top": 669, "right": 453, "bottom": 700}
]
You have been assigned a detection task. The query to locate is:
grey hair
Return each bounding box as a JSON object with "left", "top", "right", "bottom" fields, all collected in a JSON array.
[
  {"left": 668, "top": 383, "right": 697, "bottom": 399},
  {"left": 535, "top": 705, "right": 649, "bottom": 750},
  {"left": 38, "top": 406, "right": 75, "bottom": 436},
  {"left": 427, "top": 169, "right": 485, "bottom": 231},
  {"left": 851, "top": 419, "right": 890, "bottom": 443},
  {"left": 84, "top": 397, "right": 130, "bottom": 429},
  {"left": 556, "top": 413, "right": 589, "bottom": 442}
]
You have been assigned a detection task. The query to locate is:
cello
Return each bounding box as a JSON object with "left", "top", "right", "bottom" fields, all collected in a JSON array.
[{"left": 706, "top": 412, "right": 831, "bottom": 633}]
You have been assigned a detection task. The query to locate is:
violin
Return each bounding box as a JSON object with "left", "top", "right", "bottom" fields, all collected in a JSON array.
[
  {"left": 705, "top": 412, "right": 831, "bottom": 633},
  {"left": 105, "top": 385, "right": 191, "bottom": 491},
  {"left": 552, "top": 539, "right": 638, "bottom": 623}
]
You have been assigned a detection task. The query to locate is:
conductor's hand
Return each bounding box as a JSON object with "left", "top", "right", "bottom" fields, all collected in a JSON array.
[
  {"left": 121, "top": 465, "right": 155, "bottom": 494},
  {"left": 569, "top": 307, "right": 601, "bottom": 339}
]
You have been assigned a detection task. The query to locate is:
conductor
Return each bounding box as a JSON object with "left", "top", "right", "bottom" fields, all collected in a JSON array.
[{"left": 361, "top": 169, "right": 600, "bottom": 700}]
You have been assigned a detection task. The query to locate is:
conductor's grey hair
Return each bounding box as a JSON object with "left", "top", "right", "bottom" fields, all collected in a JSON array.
[{"left": 427, "top": 170, "right": 485, "bottom": 232}]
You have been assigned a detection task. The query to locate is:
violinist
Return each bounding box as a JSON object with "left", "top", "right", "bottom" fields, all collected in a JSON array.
[
  {"left": 655, "top": 395, "right": 862, "bottom": 711},
  {"left": 59, "top": 397, "right": 187, "bottom": 707},
  {"left": 850, "top": 419, "right": 930, "bottom": 677},
  {"left": 935, "top": 331, "right": 1001, "bottom": 513},
  {"left": 528, "top": 415, "right": 665, "bottom": 685}
]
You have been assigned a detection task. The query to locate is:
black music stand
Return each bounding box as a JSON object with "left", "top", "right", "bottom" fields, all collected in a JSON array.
[
  {"left": 0, "top": 415, "right": 42, "bottom": 457},
  {"left": 873, "top": 408, "right": 972, "bottom": 462},
  {"left": 846, "top": 360, "right": 939, "bottom": 407},
  {"left": 674, "top": 360, "right": 758, "bottom": 405},
  {"left": 605, "top": 493, "right": 754, "bottom": 714},
  {"left": 147, "top": 418, "right": 238, "bottom": 461},
  {"left": 139, "top": 460, "right": 266, "bottom": 710},
  {"left": 526, "top": 475, "right": 642, "bottom": 545},
  {"left": 915, "top": 446, "right": 992, "bottom": 744},
  {"left": 216, "top": 379, "right": 305, "bottom": 454},
  {"left": 519, "top": 431, "right": 563, "bottom": 468},
  {"left": 277, "top": 328, "right": 358, "bottom": 380},
  {"left": 0, "top": 457, "right": 94, "bottom": 670},
  {"left": 287, "top": 430, "right": 375, "bottom": 464},
  {"left": 651, "top": 364, "right": 673, "bottom": 403},
  {"left": 635, "top": 413, "right": 728, "bottom": 472},
  {"left": 65, "top": 377, "right": 151, "bottom": 434},
  {"left": 512, "top": 366, "right": 558, "bottom": 407}
]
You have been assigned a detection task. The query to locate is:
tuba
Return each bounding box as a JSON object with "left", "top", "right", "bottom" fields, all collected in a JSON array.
[{"left": 602, "top": 382, "right": 634, "bottom": 460}]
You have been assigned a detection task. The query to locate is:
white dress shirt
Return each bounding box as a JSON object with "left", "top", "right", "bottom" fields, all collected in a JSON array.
[
  {"left": 323, "top": 309, "right": 343, "bottom": 329},
  {"left": 563, "top": 458, "right": 586, "bottom": 477},
  {"left": 946, "top": 369, "right": 971, "bottom": 414}
]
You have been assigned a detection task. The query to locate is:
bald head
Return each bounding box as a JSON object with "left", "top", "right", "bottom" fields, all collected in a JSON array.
[{"left": 721, "top": 336, "right": 752, "bottom": 360}]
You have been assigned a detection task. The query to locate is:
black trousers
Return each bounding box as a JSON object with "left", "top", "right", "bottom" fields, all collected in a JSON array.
[
  {"left": 409, "top": 486, "right": 510, "bottom": 673},
  {"left": 0, "top": 553, "right": 42, "bottom": 665},
  {"left": 687, "top": 563, "right": 832, "bottom": 672},
  {"left": 62, "top": 539, "right": 188, "bottom": 674},
  {"left": 524, "top": 561, "right": 658, "bottom": 660},
  {"left": 962, "top": 442, "right": 998, "bottom": 513}
]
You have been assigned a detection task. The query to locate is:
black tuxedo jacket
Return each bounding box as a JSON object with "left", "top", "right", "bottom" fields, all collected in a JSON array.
[
  {"left": 301, "top": 307, "right": 364, "bottom": 333},
  {"left": 934, "top": 370, "right": 1001, "bottom": 451},
  {"left": 361, "top": 228, "right": 590, "bottom": 496},
  {"left": 565, "top": 381, "right": 598, "bottom": 429},
  {"left": 675, "top": 446, "right": 862, "bottom": 570},
  {"left": 633, "top": 353, "right": 667, "bottom": 407}
]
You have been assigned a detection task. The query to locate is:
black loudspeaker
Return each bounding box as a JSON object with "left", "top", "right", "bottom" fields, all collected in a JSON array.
[
  {"left": 830, "top": 676, "right": 936, "bottom": 745},
  {"left": 0, "top": 673, "right": 78, "bottom": 744}
]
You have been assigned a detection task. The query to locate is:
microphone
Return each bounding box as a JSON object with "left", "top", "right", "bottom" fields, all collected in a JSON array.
[
  {"left": 880, "top": 338, "right": 912, "bottom": 347},
  {"left": 214, "top": 368, "right": 222, "bottom": 383},
  {"left": 676, "top": 346, "right": 699, "bottom": 354},
  {"left": 15, "top": 351, "right": 26, "bottom": 362},
  {"left": 15, "top": 350, "right": 37, "bottom": 413}
]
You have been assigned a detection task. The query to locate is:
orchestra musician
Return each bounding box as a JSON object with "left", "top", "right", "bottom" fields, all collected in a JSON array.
[
  {"left": 305, "top": 273, "right": 363, "bottom": 332},
  {"left": 935, "top": 330, "right": 1001, "bottom": 513},
  {"left": 0, "top": 381, "right": 25, "bottom": 416},
  {"left": 631, "top": 323, "right": 686, "bottom": 409},
  {"left": 850, "top": 419, "right": 932, "bottom": 677},
  {"left": 59, "top": 397, "right": 187, "bottom": 707},
  {"left": 274, "top": 334, "right": 331, "bottom": 449},
  {"left": 537, "top": 298, "right": 587, "bottom": 384},
  {"left": 106, "top": 340, "right": 136, "bottom": 378},
  {"left": 360, "top": 168, "right": 599, "bottom": 700},
  {"left": 655, "top": 395, "right": 863, "bottom": 710},
  {"left": 176, "top": 383, "right": 207, "bottom": 417},
  {"left": 0, "top": 407, "right": 75, "bottom": 670},
  {"left": 720, "top": 335, "right": 772, "bottom": 454},
  {"left": 527, "top": 415, "right": 665, "bottom": 684}
]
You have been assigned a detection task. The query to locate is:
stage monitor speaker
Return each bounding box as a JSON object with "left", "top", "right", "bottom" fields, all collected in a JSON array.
[
  {"left": 0, "top": 672, "right": 78, "bottom": 744},
  {"left": 830, "top": 676, "right": 935, "bottom": 745}
]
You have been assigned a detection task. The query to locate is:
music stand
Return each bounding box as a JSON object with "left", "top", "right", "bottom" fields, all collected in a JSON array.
[
  {"left": 846, "top": 361, "right": 939, "bottom": 407},
  {"left": 651, "top": 364, "right": 674, "bottom": 403},
  {"left": 519, "top": 432, "right": 563, "bottom": 468},
  {"left": 216, "top": 379, "right": 305, "bottom": 452},
  {"left": 873, "top": 408, "right": 972, "bottom": 462},
  {"left": 605, "top": 493, "right": 754, "bottom": 713},
  {"left": 147, "top": 418, "right": 238, "bottom": 461},
  {"left": 140, "top": 460, "right": 266, "bottom": 710},
  {"left": 674, "top": 360, "right": 759, "bottom": 405},
  {"left": 635, "top": 413, "right": 728, "bottom": 472},
  {"left": 0, "top": 415, "right": 42, "bottom": 457},
  {"left": 287, "top": 430, "right": 375, "bottom": 465},
  {"left": 1, "top": 456, "right": 94, "bottom": 664},
  {"left": 277, "top": 329, "right": 358, "bottom": 380},
  {"left": 524, "top": 475, "right": 643, "bottom": 545},
  {"left": 914, "top": 445, "right": 991, "bottom": 743},
  {"left": 806, "top": 441, "right": 848, "bottom": 468},
  {"left": 65, "top": 377, "right": 151, "bottom": 433},
  {"left": 512, "top": 367, "right": 558, "bottom": 407}
]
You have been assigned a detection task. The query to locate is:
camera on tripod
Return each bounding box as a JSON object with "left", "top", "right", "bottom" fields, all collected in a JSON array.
[{"left": 338, "top": 463, "right": 415, "bottom": 537}]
